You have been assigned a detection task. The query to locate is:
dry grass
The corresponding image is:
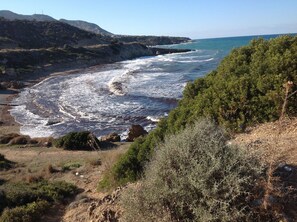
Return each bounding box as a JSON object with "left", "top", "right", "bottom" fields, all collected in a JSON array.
[
  {"left": 232, "top": 82, "right": 297, "bottom": 220},
  {"left": 233, "top": 117, "right": 297, "bottom": 164},
  {"left": 100, "top": 143, "right": 130, "bottom": 171},
  {"left": 0, "top": 142, "right": 130, "bottom": 196}
]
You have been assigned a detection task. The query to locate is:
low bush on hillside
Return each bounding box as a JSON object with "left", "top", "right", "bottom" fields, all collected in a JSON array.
[
  {"left": 102, "top": 35, "right": 297, "bottom": 186},
  {"left": 53, "top": 131, "right": 101, "bottom": 150},
  {"left": 169, "top": 35, "right": 297, "bottom": 132},
  {"left": 0, "top": 200, "right": 49, "bottom": 222},
  {"left": 0, "top": 154, "right": 14, "bottom": 171},
  {"left": 120, "top": 120, "right": 265, "bottom": 222},
  {"left": 0, "top": 180, "right": 77, "bottom": 221}
]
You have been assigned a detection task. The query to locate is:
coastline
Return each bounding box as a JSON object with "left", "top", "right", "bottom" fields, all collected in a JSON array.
[
  {"left": 0, "top": 46, "right": 191, "bottom": 137},
  {"left": 0, "top": 63, "right": 107, "bottom": 136},
  {"left": 0, "top": 89, "right": 20, "bottom": 134}
]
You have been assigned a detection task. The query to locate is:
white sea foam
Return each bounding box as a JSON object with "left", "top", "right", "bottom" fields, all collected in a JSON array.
[
  {"left": 146, "top": 116, "right": 160, "bottom": 122},
  {"left": 10, "top": 47, "right": 222, "bottom": 138}
]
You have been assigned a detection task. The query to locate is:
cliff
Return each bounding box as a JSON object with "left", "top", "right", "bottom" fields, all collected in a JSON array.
[
  {"left": 0, "top": 11, "right": 190, "bottom": 46},
  {"left": 114, "top": 35, "right": 190, "bottom": 46},
  {"left": 0, "top": 15, "right": 190, "bottom": 88}
]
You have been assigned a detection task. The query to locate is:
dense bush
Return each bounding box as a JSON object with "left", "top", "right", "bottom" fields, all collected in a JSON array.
[
  {"left": 104, "top": 35, "right": 297, "bottom": 185},
  {"left": 169, "top": 35, "right": 297, "bottom": 132},
  {"left": 53, "top": 131, "right": 101, "bottom": 150},
  {"left": 0, "top": 200, "right": 49, "bottom": 222},
  {"left": 0, "top": 154, "right": 14, "bottom": 171},
  {"left": 0, "top": 180, "right": 77, "bottom": 218},
  {"left": 120, "top": 120, "right": 264, "bottom": 222}
]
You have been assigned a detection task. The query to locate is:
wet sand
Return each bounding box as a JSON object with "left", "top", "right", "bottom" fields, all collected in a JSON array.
[
  {"left": 0, "top": 89, "right": 20, "bottom": 135},
  {"left": 0, "top": 64, "right": 106, "bottom": 136}
]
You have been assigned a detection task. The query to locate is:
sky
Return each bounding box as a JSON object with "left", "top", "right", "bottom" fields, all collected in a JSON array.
[{"left": 1, "top": 0, "right": 297, "bottom": 39}]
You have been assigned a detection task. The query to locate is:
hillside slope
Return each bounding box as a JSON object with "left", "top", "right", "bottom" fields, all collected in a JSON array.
[
  {"left": 0, "top": 10, "right": 190, "bottom": 46},
  {"left": 60, "top": 19, "right": 112, "bottom": 36},
  {"left": 0, "top": 10, "right": 55, "bottom": 21},
  {"left": 0, "top": 19, "right": 111, "bottom": 49}
]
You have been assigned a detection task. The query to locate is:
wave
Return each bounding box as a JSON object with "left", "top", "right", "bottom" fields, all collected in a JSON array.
[
  {"left": 108, "top": 78, "right": 127, "bottom": 96},
  {"left": 178, "top": 58, "right": 214, "bottom": 63},
  {"left": 146, "top": 116, "right": 160, "bottom": 122},
  {"left": 10, "top": 44, "right": 223, "bottom": 138}
]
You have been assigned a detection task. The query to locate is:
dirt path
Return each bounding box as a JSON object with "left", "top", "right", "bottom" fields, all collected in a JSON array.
[{"left": 232, "top": 117, "right": 297, "bottom": 165}]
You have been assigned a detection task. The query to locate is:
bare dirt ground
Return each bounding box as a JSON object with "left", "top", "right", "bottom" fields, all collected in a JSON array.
[
  {"left": 232, "top": 117, "right": 297, "bottom": 165},
  {"left": 0, "top": 90, "right": 20, "bottom": 134}
]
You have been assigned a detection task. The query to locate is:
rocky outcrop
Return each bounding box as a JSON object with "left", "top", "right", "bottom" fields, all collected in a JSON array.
[
  {"left": 0, "top": 14, "right": 190, "bottom": 50},
  {"left": 0, "top": 133, "right": 20, "bottom": 144},
  {"left": 0, "top": 13, "right": 191, "bottom": 86},
  {"left": 126, "top": 125, "right": 148, "bottom": 142},
  {"left": 0, "top": 133, "right": 53, "bottom": 147},
  {"left": 64, "top": 186, "right": 126, "bottom": 222},
  {"left": 0, "top": 43, "right": 190, "bottom": 85},
  {"left": 101, "top": 133, "right": 121, "bottom": 142},
  {"left": 114, "top": 35, "right": 190, "bottom": 46}
]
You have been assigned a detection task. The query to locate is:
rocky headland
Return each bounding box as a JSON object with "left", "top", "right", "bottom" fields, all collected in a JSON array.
[
  {"left": 0, "top": 14, "right": 190, "bottom": 137},
  {"left": 0, "top": 17, "right": 190, "bottom": 89}
]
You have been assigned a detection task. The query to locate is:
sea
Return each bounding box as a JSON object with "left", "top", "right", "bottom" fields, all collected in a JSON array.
[{"left": 10, "top": 34, "right": 288, "bottom": 139}]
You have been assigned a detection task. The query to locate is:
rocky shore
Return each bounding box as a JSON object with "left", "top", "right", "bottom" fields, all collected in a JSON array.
[
  {"left": 0, "top": 44, "right": 190, "bottom": 137},
  {"left": 0, "top": 16, "right": 191, "bottom": 141}
]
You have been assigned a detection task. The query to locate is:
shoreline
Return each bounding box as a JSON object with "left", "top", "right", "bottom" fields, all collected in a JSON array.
[
  {"left": 0, "top": 62, "right": 113, "bottom": 136},
  {"left": 0, "top": 89, "right": 20, "bottom": 134},
  {"left": 0, "top": 48, "right": 187, "bottom": 136}
]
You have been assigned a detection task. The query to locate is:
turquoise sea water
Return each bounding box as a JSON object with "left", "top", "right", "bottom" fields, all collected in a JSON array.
[{"left": 11, "top": 33, "right": 293, "bottom": 138}]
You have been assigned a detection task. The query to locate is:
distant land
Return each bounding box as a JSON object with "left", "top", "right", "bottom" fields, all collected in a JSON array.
[
  {"left": 0, "top": 10, "right": 190, "bottom": 91},
  {"left": 0, "top": 10, "right": 190, "bottom": 45},
  {"left": 0, "top": 10, "right": 111, "bottom": 36}
]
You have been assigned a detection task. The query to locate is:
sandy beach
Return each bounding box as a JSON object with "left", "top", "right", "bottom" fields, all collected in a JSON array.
[{"left": 0, "top": 89, "right": 20, "bottom": 135}]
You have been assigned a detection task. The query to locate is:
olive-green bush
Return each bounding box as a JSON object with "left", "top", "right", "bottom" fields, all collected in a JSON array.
[
  {"left": 0, "top": 200, "right": 49, "bottom": 222},
  {"left": 104, "top": 35, "right": 297, "bottom": 186},
  {"left": 0, "top": 180, "right": 77, "bottom": 221},
  {"left": 0, "top": 154, "right": 14, "bottom": 171},
  {"left": 53, "top": 131, "right": 100, "bottom": 150},
  {"left": 120, "top": 120, "right": 264, "bottom": 222},
  {"left": 169, "top": 35, "right": 297, "bottom": 132}
]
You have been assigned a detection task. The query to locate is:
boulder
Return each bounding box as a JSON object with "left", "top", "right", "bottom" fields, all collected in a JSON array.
[
  {"left": 46, "top": 119, "right": 61, "bottom": 126},
  {"left": 8, "top": 135, "right": 31, "bottom": 145},
  {"left": 101, "top": 132, "right": 121, "bottom": 142},
  {"left": 31, "top": 137, "right": 53, "bottom": 147},
  {"left": 0, "top": 133, "right": 20, "bottom": 144},
  {"left": 10, "top": 81, "right": 24, "bottom": 89},
  {"left": 126, "top": 125, "right": 148, "bottom": 142}
]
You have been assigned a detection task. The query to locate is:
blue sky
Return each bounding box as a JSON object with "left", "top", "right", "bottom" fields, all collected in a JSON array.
[{"left": 1, "top": 0, "right": 297, "bottom": 39}]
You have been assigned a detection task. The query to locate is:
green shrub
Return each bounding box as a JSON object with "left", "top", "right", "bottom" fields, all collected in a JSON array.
[
  {"left": 168, "top": 36, "right": 297, "bottom": 133},
  {"left": 62, "top": 162, "right": 82, "bottom": 171},
  {"left": 0, "top": 200, "right": 49, "bottom": 222},
  {"left": 120, "top": 120, "right": 264, "bottom": 222},
  {"left": 109, "top": 35, "right": 297, "bottom": 185},
  {"left": 0, "top": 180, "right": 77, "bottom": 213},
  {"left": 0, "top": 154, "right": 14, "bottom": 171},
  {"left": 98, "top": 118, "right": 168, "bottom": 188},
  {"left": 53, "top": 131, "right": 100, "bottom": 150}
]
